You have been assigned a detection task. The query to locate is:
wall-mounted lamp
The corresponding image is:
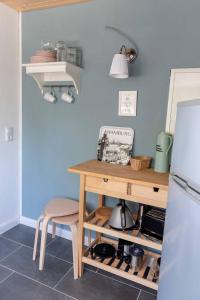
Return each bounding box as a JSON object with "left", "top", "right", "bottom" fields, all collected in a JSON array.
[{"left": 109, "top": 45, "right": 137, "bottom": 79}]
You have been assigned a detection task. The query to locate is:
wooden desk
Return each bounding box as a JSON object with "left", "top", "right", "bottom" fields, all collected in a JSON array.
[{"left": 68, "top": 159, "right": 169, "bottom": 290}]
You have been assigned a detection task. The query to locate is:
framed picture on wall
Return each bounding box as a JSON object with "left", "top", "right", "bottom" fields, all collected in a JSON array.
[{"left": 118, "top": 91, "right": 137, "bottom": 116}]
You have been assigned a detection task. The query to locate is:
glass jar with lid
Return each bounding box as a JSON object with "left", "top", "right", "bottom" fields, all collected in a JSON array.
[
  {"left": 56, "top": 41, "right": 67, "bottom": 61},
  {"left": 41, "top": 41, "right": 54, "bottom": 52}
]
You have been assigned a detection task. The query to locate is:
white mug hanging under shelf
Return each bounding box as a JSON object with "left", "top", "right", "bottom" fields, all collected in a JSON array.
[
  {"left": 61, "top": 89, "right": 74, "bottom": 103},
  {"left": 43, "top": 88, "right": 57, "bottom": 103}
]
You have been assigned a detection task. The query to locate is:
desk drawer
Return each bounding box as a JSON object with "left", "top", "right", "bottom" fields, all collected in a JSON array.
[
  {"left": 85, "top": 176, "right": 128, "bottom": 195},
  {"left": 131, "top": 184, "right": 168, "bottom": 204}
]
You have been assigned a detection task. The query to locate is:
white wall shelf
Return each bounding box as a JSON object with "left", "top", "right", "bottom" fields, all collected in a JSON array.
[{"left": 22, "top": 62, "right": 82, "bottom": 95}]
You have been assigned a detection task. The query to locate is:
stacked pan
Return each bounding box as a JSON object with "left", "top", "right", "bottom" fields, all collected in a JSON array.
[{"left": 30, "top": 50, "right": 56, "bottom": 63}]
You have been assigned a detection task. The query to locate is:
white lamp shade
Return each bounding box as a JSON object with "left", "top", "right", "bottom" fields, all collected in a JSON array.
[{"left": 109, "top": 54, "right": 129, "bottom": 79}]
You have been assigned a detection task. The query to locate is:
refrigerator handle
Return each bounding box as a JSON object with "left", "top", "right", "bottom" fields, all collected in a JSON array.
[
  {"left": 187, "top": 186, "right": 200, "bottom": 202},
  {"left": 172, "top": 175, "right": 187, "bottom": 189}
]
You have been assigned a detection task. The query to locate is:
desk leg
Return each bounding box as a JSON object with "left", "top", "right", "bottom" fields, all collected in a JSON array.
[
  {"left": 98, "top": 194, "right": 104, "bottom": 207},
  {"left": 97, "top": 194, "right": 104, "bottom": 241},
  {"left": 78, "top": 174, "right": 86, "bottom": 277}
]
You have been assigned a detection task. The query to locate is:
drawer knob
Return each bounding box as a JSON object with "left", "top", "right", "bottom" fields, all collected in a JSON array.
[
  {"left": 153, "top": 187, "right": 159, "bottom": 192},
  {"left": 103, "top": 178, "right": 108, "bottom": 183}
]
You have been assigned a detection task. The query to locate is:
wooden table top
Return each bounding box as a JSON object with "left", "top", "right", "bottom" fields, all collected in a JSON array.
[{"left": 68, "top": 160, "right": 169, "bottom": 189}]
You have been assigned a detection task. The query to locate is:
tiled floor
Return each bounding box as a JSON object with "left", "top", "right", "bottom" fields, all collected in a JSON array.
[{"left": 0, "top": 224, "right": 157, "bottom": 300}]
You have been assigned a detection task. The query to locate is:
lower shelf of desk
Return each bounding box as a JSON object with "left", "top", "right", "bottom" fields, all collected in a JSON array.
[{"left": 83, "top": 239, "right": 160, "bottom": 290}]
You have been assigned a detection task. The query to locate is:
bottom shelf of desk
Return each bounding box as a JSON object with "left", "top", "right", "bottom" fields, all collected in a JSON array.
[{"left": 83, "top": 238, "right": 160, "bottom": 290}]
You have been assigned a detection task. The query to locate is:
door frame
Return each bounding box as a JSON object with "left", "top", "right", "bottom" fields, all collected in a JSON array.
[{"left": 166, "top": 68, "right": 200, "bottom": 134}]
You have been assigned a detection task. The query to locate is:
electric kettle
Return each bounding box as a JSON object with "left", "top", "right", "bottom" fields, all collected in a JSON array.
[
  {"left": 109, "top": 199, "right": 135, "bottom": 231},
  {"left": 154, "top": 131, "right": 173, "bottom": 173}
]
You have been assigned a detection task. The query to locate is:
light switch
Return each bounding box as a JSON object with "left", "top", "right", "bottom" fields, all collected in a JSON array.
[
  {"left": 5, "top": 127, "right": 14, "bottom": 142},
  {"left": 118, "top": 91, "right": 137, "bottom": 116}
]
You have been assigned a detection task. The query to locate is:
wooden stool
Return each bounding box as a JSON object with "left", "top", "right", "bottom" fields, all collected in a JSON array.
[{"left": 32, "top": 198, "right": 79, "bottom": 279}]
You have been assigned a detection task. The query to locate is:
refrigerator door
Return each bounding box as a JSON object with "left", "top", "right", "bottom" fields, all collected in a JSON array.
[
  {"left": 158, "top": 176, "right": 200, "bottom": 300},
  {"left": 171, "top": 99, "right": 200, "bottom": 191}
]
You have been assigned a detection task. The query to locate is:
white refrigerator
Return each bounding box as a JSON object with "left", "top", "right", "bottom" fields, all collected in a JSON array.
[{"left": 158, "top": 99, "right": 200, "bottom": 300}]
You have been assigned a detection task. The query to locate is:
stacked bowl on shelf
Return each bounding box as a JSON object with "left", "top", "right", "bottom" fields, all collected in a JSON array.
[{"left": 30, "top": 50, "right": 56, "bottom": 63}]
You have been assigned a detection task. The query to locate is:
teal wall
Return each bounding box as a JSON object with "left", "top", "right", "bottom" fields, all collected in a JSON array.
[{"left": 22, "top": 0, "right": 200, "bottom": 219}]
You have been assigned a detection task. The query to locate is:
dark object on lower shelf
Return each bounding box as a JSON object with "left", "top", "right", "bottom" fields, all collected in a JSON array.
[
  {"left": 117, "top": 239, "right": 133, "bottom": 258},
  {"left": 129, "top": 245, "right": 144, "bottom": 272},
  {"left": 90, "top": 243, "right": 116, "bottom": 259},
  {"left": 116, "top": 251, "right": 132, "bottom": 266},
  {"left": 140, "top": 206, "right": 166, "bottom": 240},
  {"left": 85, "top": 240, "right": 160, "bottom": 290}
]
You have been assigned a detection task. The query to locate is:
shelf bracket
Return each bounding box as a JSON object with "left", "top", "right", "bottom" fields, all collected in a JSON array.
[{"left": 23, "top": 62, "right": 82, "bottom": 95}]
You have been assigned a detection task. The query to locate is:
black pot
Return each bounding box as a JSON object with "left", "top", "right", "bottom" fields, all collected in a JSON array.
[{"left": 90, "top": 243, "right": 116, "bottom": 259}]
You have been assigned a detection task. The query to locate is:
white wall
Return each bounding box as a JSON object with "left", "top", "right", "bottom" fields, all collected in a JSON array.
[{"left": 0, "top": 4, "right": 20, "bottom": 233}]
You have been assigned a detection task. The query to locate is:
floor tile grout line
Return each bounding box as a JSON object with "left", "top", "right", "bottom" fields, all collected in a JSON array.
[
  {"left": 95, "top": 269, "right": 140, "bottom": 292},
  {"left": 0, "top": 265, "right": 155, "bottom": 300},
  {"left": 0, "top": 242, "right": 154, "bottom": 296},
  {"left": 0, "top": 266, "right": 78, "bottom": 300},
  {"left": 45, "top": 252, "right": 73, "bottom": 265},
  {"left": 0, "top": 270, "right": 14, "bottom": 285},
  {"left": 140, "top": 289, "right": 157, "bottom": 297},
  {"left": 0, "top": 245, "right": 23, "bottom": 263},
  {"left": 96, "top": 269, "right": 157, "bottom": 296},
  {"left": 1, "top": 235, "right": 24, "bottom": 246},
  {"left": 1, "top": 233, "right": 59, "bottom": 248},
  {"left": 1, "top": 233, "right": 58, "bottom": 248},
  {"left": 1, "top": 230, "right": 157, "bottom": 296},
  {"left": 52, "top": 289, "right": 79, "bottom": 300},
  {"left": 0, "top": 261, "right": 143, "bottom": 300},
  {"left": 1, "top": 235, "right": 74, "bottom": 265},
  {"left": 84, "top": 266, "right": 98, "bottom": 274},
  {"left": 53, "top": 265, "right": 73, "bottom": 289},
  {"left": 46, "top": 236, "right": 59, "bottom": 247},
  {"left": 0, "top": 235, "right": 22, "bottom": 247},
  {"left": 137, "top": 289, "right": 142, "bottom": 300}
]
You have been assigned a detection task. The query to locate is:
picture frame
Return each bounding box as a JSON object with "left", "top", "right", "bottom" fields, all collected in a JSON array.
[
  {"left": 166, "top": 68, "right": 200, "bottom": 134},
  {"left": 97, "top": 126, "right": 134, "bottom": 165},
  {"left": 118, "top": 91, "right": 137, "bottom": 116}
]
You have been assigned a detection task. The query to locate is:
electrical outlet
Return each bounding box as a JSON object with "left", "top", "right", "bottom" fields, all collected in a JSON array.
[
  {"left": 5, "top": 127, "right": 14, "bottom": 142},
  {"left": 118, "top": 91, "right": 137, "bottom": 116}
]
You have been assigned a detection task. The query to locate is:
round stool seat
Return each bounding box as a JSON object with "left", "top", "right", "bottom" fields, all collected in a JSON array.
[
  {"left": 44, "top": 198, "right": 79, "bottom": 218},
  {"left": 52, "top": 213, "right": 79, "bottom": 225}
]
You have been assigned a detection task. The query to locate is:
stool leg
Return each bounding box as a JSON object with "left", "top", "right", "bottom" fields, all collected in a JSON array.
[
  {"left": 52, "top": 222, "right": 57, "bottom": 239},
  {"left": 33, "top": 215, "right": 44, "bottom": 261},
  {"left": 70, "top": 223, "right": 78, "bottom": 279},
  {"left": 39, "top": 216, "right": 50, "bottom": 271}
]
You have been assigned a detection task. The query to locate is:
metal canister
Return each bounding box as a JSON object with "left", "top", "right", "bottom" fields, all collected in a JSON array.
[
  {"left": 56, "top": 41, "right": 67, "bottom": 61},
  {"left": 66, "top": 47, "right": 82, "bottom": 66},
  {"left": 129, "top": 245, "right": 144, "bottom": 272}
]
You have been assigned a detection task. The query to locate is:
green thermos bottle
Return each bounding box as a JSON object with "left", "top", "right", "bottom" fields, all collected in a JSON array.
[{"left": 154, "top": 132, "right": 173, "bottom": 173}]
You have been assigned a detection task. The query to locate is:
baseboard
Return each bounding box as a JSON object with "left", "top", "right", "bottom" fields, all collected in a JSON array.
[
  {"left": 20, "top": 216, "right": 73, "bottom": 240},
  {"left": 20, "top": 216, "right": 91, "bottom": 245},
  {"left": 0, "top": 217, "right": 20, "bottom": 234}
]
